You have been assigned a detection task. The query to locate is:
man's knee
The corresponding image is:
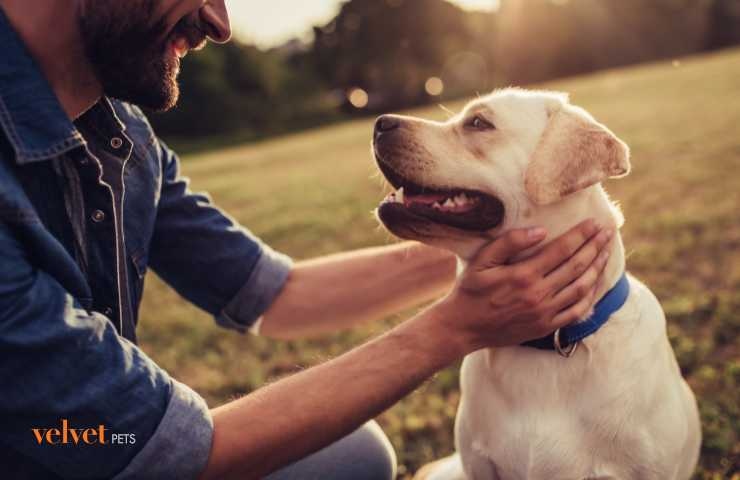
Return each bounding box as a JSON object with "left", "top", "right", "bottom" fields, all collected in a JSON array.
[
  {"left": 352, "top": 421, "right": 397, "bottom": 480},
  {"left": 265, "top": 420, "right": 396, "bottom": 480}
]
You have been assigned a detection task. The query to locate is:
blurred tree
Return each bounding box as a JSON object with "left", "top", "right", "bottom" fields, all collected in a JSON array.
[
  {"left": 311, "top": 0, "right": 497, "bottom": 111},
  {"left": 707, "top": 0, "right": 740, "bottom": 49},
  {"left": 150, "top": 41, "right": 278, "bottom": 138},
  {"left": 148, "top": 0, "right": 740, "bottom": 148},
  {"left": 149, "top": 40, "right": 337, "bottom": 143},
  {"left": 494, "top": 0, "right": 713, "bottom": 84}
]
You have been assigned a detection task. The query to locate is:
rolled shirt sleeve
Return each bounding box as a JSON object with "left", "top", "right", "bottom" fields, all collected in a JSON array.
[
  {"left": 149, "top": 139, "right": 292, "bottom": 333},
  {"left": 217, "top": 243, "right": 292, "bottom": 333},
  {"left": 0, "top": 223, "right": 213, "bottom": 479},
  {"left": 113, "top": 380, "right": 213, "bottom": 480}
]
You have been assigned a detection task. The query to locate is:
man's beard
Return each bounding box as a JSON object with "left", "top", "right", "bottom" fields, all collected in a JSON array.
[{"left": 78, "top": 0, "right": 204, "bottom": 112}]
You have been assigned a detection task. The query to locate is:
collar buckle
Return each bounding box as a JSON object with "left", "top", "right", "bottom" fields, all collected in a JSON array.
[{"left": 553, "top": 328, "right": 579, "bottom": 358}]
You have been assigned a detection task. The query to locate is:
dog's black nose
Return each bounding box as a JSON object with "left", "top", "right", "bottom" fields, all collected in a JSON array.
[{"left": 375, "top": 115, "right": 401, "bottom": 134}]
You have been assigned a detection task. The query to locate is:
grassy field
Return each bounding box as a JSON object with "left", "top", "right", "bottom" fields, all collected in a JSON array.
[{"left": 140, "top": 48, "right": 740, "bottom": 478}]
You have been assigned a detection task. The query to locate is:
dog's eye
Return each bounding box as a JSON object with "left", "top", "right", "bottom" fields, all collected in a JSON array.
[{"left": 465, "top": 115, "right": 495, "bottom": 131}]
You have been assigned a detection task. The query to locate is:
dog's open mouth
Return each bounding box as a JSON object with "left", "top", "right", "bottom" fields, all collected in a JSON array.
[{"left": 377, "top": 163, "right": 505, "bottom": 231}]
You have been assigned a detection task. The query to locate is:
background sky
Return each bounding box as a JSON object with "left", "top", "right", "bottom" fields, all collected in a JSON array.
[{"left": 227, "top": 0, "right": 500, "bottom": 48}]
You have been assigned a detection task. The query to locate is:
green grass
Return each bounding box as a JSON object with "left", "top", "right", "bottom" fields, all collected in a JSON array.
[{"left": 139, "top": 48, "right": 740, "bottom": 479}]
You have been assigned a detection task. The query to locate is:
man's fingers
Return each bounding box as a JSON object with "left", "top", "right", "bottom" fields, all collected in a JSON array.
[
  {"left": 471, "top": 227, "right": 548, "bottom": 272},
  {"left": 544, "top": 228, "right": 613, "bottom": 294},
  {"left": 529, "top": 219, "right": 601, "bottom": 275},
  {"left": 549, "top": 280, "right": 601, "bottom": 330},
  {"left": 548, "top": 244, "right": 610, "bottom": 311}
]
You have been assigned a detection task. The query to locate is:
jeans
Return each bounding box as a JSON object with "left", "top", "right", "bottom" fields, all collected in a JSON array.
[{"left": 266, "top": 421, "right": 397, "bottom": 480}]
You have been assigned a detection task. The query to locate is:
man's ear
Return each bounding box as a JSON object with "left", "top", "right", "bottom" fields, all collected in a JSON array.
[{"left": 524, "top": 105, "right": 631, "bottom": 205}]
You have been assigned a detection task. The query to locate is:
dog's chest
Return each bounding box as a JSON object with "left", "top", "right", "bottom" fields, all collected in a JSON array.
[
  {"left": 457, "top": 349, "right": 644, "bottom": 478},
  {"left": 455, "top": 285, "right": 679, "bottom": 479}
]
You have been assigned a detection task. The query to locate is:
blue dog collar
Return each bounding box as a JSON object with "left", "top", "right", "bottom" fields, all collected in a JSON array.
[{"left": 522, "top": 273, "right": 630, "bottom": 356}]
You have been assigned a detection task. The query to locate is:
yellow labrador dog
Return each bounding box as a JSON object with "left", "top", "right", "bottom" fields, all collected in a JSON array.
[{"left": 372, "top": 89, "right": 701, "bottom": 480}]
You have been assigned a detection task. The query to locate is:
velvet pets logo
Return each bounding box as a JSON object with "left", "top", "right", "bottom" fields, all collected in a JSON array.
[{"left": 32, "top": 419, "right": 136, "bottom": 446}]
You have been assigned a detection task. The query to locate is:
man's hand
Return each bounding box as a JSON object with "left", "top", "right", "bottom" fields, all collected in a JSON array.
[{"left": 432, "top": 220, "right": 613, "bottom": 352}]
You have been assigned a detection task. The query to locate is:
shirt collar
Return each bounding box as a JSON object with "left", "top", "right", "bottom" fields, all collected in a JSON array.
[{"left": 0, "top": 7, "right": 93, "bottom": 164}]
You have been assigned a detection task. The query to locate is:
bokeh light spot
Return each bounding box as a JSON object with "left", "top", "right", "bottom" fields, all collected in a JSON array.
[
  {"left": 425, "top": 77, "right": 445, "bottom": 96},
  {"left": 348, "top": 88, "right": 369, "bottom": 108}
]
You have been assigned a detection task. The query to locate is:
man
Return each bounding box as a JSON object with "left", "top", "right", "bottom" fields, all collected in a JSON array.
[{"left": 0, "top": 1, "right": 612, "bottom": 479}]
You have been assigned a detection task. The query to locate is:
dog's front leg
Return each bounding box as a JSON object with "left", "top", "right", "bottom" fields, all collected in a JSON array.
[{"left": 459, "top": 449, "right": 499, "bottom": 480}]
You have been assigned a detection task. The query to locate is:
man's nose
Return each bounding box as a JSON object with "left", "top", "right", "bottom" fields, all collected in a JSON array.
[{"left": 200, "top": 0, "right": 231, "bottom": 44}]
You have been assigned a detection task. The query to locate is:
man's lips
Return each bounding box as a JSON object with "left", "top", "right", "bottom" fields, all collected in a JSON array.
[
  {"left": 171, "top": 36, "right": 190, "bottom": 59},
  {"left": 168, "top": 16, "right": 208, "bottom": 60}
]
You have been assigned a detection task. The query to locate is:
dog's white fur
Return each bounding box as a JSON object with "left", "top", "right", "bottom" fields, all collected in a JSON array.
[{"left": 374, "top": 89, "right": 701, "bottom": 479}]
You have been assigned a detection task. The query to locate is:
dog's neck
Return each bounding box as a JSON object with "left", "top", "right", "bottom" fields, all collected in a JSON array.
[
  {"left": 524, "top": 184, "right": 626, "bottom": 308},
  {"left": 460, "top": 184, "right": 626, "bottom": 323}
]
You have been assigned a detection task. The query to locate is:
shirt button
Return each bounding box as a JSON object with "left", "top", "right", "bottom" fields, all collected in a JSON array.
[
  {"left": 79, "top": 157, "right": 89, "bottom": 166},
  {"left": 110, "top": 137, "right": 124, "bottom": 149},
  {"left": 103, "top": 307, "right": 114, "bottom": 317},
  {"left": 91, "top": 210, "right": 106, "bottom": 223}
]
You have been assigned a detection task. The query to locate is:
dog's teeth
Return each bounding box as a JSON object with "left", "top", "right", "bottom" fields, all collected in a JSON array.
[
  {"left": 443, "top": 198, "right": 455, "bottom": 208},
  {"left": 396, "top": 187, "right": 404, "bottom": 203},
  {"left": 433, "top": 201, "right": 441, "bottom": 209}
]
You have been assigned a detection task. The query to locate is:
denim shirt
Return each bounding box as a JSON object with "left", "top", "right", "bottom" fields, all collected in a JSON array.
[{"left": 0, "top": 9, "right": 292, "bottom": 479}]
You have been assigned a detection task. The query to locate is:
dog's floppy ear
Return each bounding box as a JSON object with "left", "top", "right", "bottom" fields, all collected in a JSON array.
[{"left": 524, "top": 104, "right": 630, "bottom": 205}]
